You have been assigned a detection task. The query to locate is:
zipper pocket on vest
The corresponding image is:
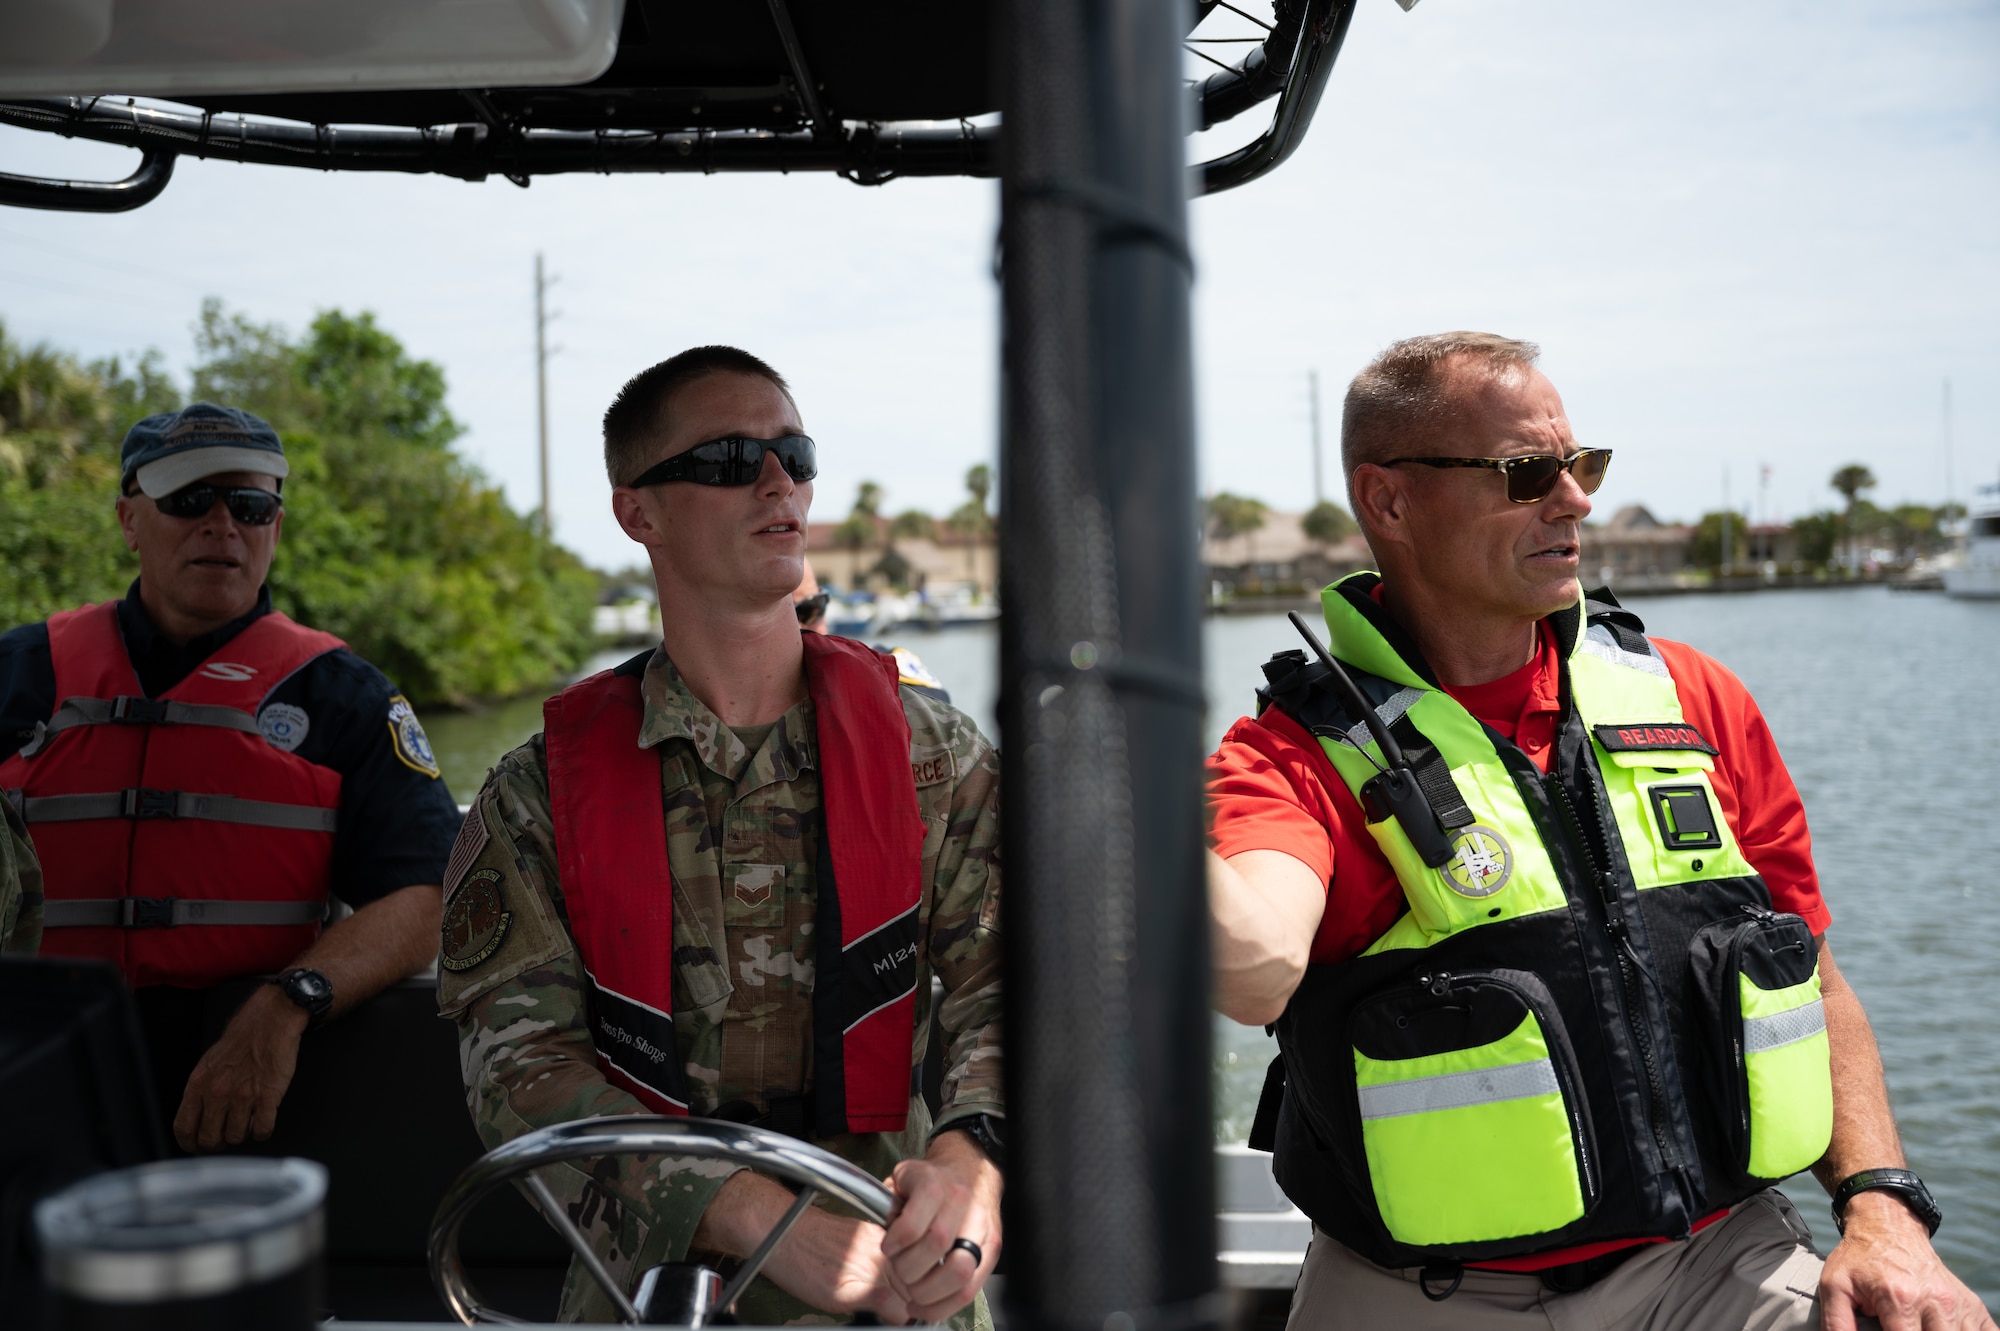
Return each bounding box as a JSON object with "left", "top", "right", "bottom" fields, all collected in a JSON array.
[
  {"left": 1347, "top": 968, "right": 1598, "bottom": 1248},
  {"left": 1689, "top": 907, "right": 1832, "bottom": 1181}
]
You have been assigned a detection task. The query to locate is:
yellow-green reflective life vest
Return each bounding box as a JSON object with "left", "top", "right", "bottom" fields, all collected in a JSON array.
[{"left": 1255, "top": 573, "right": 1832, "bottom": 1269}]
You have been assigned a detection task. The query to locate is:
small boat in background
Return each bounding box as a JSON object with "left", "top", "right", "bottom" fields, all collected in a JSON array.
[{"left": 1943, "top": 479, "right": 2000, "bottom": 599}]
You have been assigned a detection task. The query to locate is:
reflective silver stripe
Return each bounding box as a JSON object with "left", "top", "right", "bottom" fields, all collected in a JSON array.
[
  {"left": 1340, "top": 685, "right": 1428, "bottom": 752},
  {"left": 20, "top": 790, "right": 336, "bottom": 832},
  {"left": 44, "top": 899, "right": 329, "bottom": 928},
  {"left": 1580, "top": 624, "right": 1671, "bottom": 679},
  {"left": 19, "top": 697, "right": 266, "bottom": 757},
  {"left": 1357, "top": 1057, "right": 1562, "bottom": 1121},
  {"left": 1744, "top": 997, "right": 1826, "bottom": 1055}
]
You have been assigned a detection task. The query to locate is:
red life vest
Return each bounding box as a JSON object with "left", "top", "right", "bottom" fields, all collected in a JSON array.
[
  {"left": 0, "top": 601, "right": 345, "bottom": 989},
  {"left": 542, "top": 633, "right": 926, "bottom": 1136}
]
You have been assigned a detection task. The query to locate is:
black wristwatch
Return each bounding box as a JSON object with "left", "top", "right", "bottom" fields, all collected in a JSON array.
[
  {"left": 944, "top": 1114, "right": 1005, "bottom": 1172},
  {"left": 1832, "top": 1168, "right": 1941, "bottom": 1238},
  {"left": 272, "top": 968, "right": 334, "bottom": 1029}
]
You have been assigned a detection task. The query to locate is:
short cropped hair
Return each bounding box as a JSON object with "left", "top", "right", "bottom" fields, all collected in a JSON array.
[
  {"left": 1340, "top": 332, "right": 1541, "bottom": 500},
  {"left": 602, "top": 346, "right": 797, "bottom": 487}
]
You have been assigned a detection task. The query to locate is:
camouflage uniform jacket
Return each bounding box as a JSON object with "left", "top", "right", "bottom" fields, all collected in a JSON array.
[
  {"left": 1, "top": 795, "right": 42, "bottom": 954},
  {"left": 438, "top": 648, "right": 1002, "bottom": 1324}
]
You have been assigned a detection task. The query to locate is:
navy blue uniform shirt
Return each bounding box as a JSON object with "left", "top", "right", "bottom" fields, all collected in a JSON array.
[{"left": 0, "top": 584, "right": 462, "bottom": 908}]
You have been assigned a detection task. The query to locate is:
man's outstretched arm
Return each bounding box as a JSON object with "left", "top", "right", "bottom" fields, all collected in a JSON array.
[
  {"left": 1813, "top": 938, "right": 1994, "bottom": 1331},
  {"left": 1207, "top": 848, "right": 1326, "bottom": 1027}
]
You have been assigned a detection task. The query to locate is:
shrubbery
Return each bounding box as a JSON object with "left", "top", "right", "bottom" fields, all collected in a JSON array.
[{"left": 0, "top": 303, "right": 597, "bottom": 707}]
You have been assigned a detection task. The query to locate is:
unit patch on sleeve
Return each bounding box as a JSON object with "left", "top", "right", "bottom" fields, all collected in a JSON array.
[
  {"left": 258, "top": 703, "right": 311, "bottom": 753},
  {"left": 1592, "top": 722, "right": 1717, "bottom": 757},
  {"left": 441, "top": 868, "right": 513, "bottom": 972},
  {"left": 387, "top": 694, "right": 442, "bottom": 777}
]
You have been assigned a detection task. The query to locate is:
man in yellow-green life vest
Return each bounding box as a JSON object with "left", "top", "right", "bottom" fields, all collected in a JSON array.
[{"left": 1205, "top": 333, "right": 1991, "bottom": 1328}]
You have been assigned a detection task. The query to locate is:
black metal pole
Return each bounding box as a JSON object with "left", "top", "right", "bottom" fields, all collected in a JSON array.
[{"left": 998, "top": 0, "right": 1216, "bottom": 1325}]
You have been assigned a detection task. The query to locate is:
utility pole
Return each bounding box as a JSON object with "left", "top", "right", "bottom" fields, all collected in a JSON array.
[
  {"left": 1720, "top": 468, "right": 1732, "bottom": 575},
  {"left": 1309, "top": 370, "right": 1324, "bottom": 504},
  {"left": 1943, "top": 376, "right": 1954, "bottom": 529},
  {"left": 534, "top": 253, "right": 559, "bottom": 537}
]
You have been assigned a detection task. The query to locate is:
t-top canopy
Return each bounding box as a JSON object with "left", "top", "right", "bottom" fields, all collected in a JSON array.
[{"left": 0, "top": 0, "right": 1399, "bottom": 212}]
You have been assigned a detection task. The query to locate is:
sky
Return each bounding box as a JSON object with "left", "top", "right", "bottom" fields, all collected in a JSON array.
[{"left": 1, "top": 0, "right": 1995, "bottom": 571}]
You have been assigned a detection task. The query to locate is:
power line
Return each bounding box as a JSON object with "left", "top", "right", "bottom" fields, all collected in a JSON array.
[{"left": 0, "top": 226, "right": 221, "bottom": 293}]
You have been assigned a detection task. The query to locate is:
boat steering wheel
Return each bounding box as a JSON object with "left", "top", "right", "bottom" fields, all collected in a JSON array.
[{"left": 428, "top": 1115, "right": 896, "bottom": 1325}]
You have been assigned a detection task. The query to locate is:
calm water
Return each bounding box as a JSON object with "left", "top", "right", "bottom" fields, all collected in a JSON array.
[{"left": 425, "top": 590, "right": 2000, "bottom": 1298}]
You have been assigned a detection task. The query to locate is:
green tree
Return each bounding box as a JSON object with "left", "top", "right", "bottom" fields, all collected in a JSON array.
[
  {"left": 1791, "top": 512, "right": 1839, "bottom": 568},
  {"left": 890, "top": 508, "right": 935, "bottom": 541},
  {"left": 0, "top": 323, "right": 178, "bottom": 627},
  {"left": 1205, "top": 491, "right": 1268, "bottom": 540},
  {"left": 1829, "top": 463, "right": 1876, "bottom": 571},
  {"left": 1301, "top": 499, "right": 1356, "bottom": 545},
  {"left": 0, "top": 306, "right": 598, "bottom": 707},
  {"left": 947, "top": 462, "right": 993, "bottom": 539},
  {"left": 1689, "top": 511, "right": 1744, "bottom": 570},
  {"left": 836, "top": 480, "right": 883, "bottom": 552}
]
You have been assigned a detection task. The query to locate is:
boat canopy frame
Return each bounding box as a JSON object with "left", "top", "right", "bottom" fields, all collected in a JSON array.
[{"left": 0, "top": 0, "right": 1357, "bottom": 213}]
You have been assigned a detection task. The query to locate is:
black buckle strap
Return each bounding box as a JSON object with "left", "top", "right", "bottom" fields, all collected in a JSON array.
[
  {"left": 710, "top": 1090, "right": 815, "bottom": 1141},
  {"left": 122, "top": 788, "right": 180, "bottom": 819},
  {"left": 119, "top": 897, "right": 176, "bottom": 929},
  {"left": 109, "top": 696, "right": 170, "bottom": 725}
]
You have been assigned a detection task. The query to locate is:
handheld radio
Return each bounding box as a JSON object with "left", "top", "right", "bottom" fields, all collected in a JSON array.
[{"left": 1286, "top": 612, "right": 1457, "bottom": 868}]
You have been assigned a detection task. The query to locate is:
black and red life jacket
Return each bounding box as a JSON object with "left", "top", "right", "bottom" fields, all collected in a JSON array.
[
  {"left": 0, "top": 601, "right": 345, "bottom": 988},
  {"left": 542, "top": 632, "right": 926, "bottom": 1136}
]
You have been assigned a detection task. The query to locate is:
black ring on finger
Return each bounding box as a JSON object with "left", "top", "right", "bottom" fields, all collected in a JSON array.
[{"left": 949, "top": 1237, "right": 983, "bottom": 1268}]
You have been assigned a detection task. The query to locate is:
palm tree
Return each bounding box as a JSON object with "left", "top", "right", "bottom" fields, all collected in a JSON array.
[
  {"left": 948, "top": 463, "right": 995, "bottom": 582},
  {"left": 1830, "top": 464, "right": 1876, "bottom": 573}
]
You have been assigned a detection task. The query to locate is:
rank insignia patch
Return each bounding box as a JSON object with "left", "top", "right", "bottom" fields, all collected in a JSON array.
[
  {"left": 1442, "top": 825, "right": 1514, "bottom": 899},
  {"left": 387, "top": 694, "right": 441, "bottom": 777},
  {"left": 441, "top": 869, "right": 512, "bottom": 972}
]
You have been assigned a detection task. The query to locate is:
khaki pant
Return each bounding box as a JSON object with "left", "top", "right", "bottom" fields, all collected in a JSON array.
[{"left": 1286, "top": 1190, "right": 1879, "bottom": 1331}]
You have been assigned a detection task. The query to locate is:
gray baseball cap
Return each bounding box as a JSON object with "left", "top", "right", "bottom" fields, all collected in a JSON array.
[{"left": 119, "top": 403, "right": 289, "bottom": 498}]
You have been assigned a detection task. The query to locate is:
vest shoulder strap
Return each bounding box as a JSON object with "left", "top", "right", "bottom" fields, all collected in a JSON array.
[
  {"left": 45, "top": 602, "right": 139, "bottom": 700},
  {"left": 1258, "top": 650, "right": 1476, "bottom": 831},
  {"left": 543, "top": 665, "right": 691, "bottom": 1114}
]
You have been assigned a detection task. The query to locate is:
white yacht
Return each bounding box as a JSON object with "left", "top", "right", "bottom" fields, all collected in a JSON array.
[{"left": 1943, "top": 481, "right": 2000, "bottom": 599}]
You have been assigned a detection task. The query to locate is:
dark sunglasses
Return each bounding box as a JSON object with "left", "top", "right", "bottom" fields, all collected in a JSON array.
[
  {"left": 1387, "top": 447, "right": 1612, "bottom": 504},
  {"left": 629, "top": 435, "right": 817, "bottom": 489},
  {"left": 794, "top": 590, "right": 831, "bottom": 625},
  {"left": 151, "top": 483, "right": 284, "bottom": 526}
]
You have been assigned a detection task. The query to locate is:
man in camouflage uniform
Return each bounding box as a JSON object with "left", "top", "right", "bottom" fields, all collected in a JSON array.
[
  {"left": 0, "top": 799, "right": 41, "bottom": 954},
  {"left": 440, "top": 346, "right": 1003, "bottom": 1325}
]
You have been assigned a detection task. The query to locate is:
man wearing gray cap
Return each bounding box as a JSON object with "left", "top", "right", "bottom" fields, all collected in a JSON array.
[{"left": 0, "top": 403, "right": 463, "bottom": 1155}]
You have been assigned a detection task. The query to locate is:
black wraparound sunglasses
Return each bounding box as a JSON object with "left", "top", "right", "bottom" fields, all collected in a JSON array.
[
  {"left": 1386, "top": 447, "right": 1613, "bottom": 504},
  {"left": 152, "top": 483, "right": 284, "bottom": 526},
  {"left": 629, "top": 434, "right": 818, "bottom": 489},
  {"left": 794, "top": 590, "right": 831, "bottom": 625}
]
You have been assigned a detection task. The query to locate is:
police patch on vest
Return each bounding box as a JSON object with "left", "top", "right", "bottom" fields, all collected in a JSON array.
[
  {"left": 441, "top": 869, "right": 512, "bottom": 972},
  {"left": 1592, "top": 722, "right": 1717, "bottom": 757},
  {"left": 386, "top": 694, "right": 441, "bottom": 777},
  {"left": 1442, "top": 825, "right": 1513, "bottom": 898},
  {"left": 258, "top": 703, "right": 310, "bottom": 753}
]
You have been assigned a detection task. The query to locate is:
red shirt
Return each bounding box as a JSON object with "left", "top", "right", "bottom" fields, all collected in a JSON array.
[{"left": 1206, "top": 625, "right": 1829, "bottom": 1268}]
